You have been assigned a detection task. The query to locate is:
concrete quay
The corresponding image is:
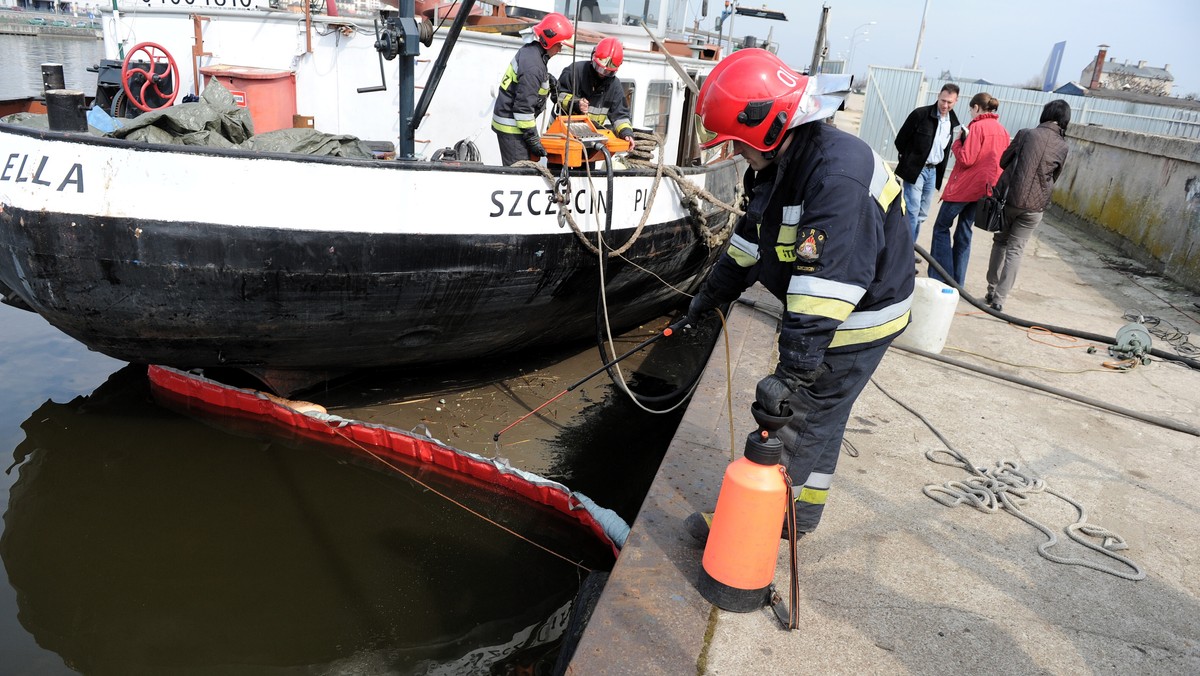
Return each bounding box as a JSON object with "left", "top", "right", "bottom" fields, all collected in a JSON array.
[{"left": 567, "top": 198, "right": 1200, "bottom": 672}]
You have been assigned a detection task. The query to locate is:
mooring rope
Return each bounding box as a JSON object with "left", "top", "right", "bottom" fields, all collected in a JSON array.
[
  {"left": 514, "top": 131, "right": 742, "bottom": 256},
  {"left": 624, "top": 131, "right": 743, "bottom": 251},
  {"left": 871, "top": 378, "right": 1145, "bottom": 581}
]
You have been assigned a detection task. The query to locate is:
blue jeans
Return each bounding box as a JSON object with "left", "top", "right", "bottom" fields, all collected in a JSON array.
[
  {"left": 902, "top": 165, "right": 937, "bottom": 241},
  {"left": 929, "top": 200, "right": 976, "bottom": 287}
]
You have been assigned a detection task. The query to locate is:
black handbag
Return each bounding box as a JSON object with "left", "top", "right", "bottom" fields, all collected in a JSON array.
[
  {"left": 974, "top": 186, "right": 1007, "bottom": 232},
  {"left": 975, "top": 136, "right": 1021, "bottom": 232}
]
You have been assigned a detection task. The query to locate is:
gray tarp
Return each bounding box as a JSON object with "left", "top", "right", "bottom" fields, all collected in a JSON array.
[
  {"left": 4, "top": 78, "right": 375, "bottom": 159},
  {"left": 110, "top": 77, "right": 254, "bottom": 147}
]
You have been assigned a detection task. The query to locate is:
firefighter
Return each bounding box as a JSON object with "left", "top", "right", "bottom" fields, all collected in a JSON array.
[
  {"left": 684, "top": 49, "right": 915, "bottom": 542},
  {"left": 555, "top": 37, "right": 636, "bottom": 150},
  {"left": 491, "top": 12, "right": 575, "bottom": 166}
]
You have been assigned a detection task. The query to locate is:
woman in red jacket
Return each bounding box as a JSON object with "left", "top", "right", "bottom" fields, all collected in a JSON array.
[{"left": 929, "top": 93, "right": 1009, "bottom": 286}]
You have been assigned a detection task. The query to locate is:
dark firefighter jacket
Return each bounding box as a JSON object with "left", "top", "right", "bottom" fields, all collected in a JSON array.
[
  {"left": 702, "top": 122, "right": 915, "bottom": 370},
  {"left": 492, "top": 41, "right": 553, "bottom": 138},
  {"left": 554, "top": 60, "right": 634, "bottom": 138}
]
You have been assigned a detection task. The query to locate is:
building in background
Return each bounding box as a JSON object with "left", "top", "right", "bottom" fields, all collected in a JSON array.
[{"left": 1081, "top": 44, "right": 1174, "bottom": 96}]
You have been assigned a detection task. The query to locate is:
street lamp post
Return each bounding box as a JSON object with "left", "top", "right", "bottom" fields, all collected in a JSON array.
[{"left": 846, "top": 21, "right": 875, "bottom": 75}]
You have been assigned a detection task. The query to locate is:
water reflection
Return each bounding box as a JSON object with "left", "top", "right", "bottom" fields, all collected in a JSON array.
[
  {"left": 0, "top": 34, "right": 102, "bottom": 99},
  {"left": 2, "top": 366, "right": 614, "bottom": 675}
]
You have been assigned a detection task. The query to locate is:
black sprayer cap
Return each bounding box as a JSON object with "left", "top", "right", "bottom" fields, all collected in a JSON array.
[{"left": 743, "top": 402, "right": 791, "bottom": 465}]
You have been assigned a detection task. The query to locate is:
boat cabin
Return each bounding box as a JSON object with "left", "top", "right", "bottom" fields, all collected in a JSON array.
[{"left": 94, "top": 0, "right": 755, "bottom": 166}]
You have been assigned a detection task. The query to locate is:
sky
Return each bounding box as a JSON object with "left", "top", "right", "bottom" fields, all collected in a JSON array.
[{"left": 699, "top": 0, "right": 1200, "bottom": 97}]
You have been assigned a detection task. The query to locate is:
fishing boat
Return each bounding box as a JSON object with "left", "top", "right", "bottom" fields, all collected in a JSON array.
[{"left": 0, "top": 0, "right": 755, "bottom": 393}]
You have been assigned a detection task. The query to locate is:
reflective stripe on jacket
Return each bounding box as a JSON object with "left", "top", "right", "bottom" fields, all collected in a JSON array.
[
  {"left": 492, "top": 41, "right": 552, "bottom": 136},
  {"left": 701, "top": 122, "right": 916, "bottom": 370},
  {"left": 554, "top": 60, "right": 633, "bottom": 137}
]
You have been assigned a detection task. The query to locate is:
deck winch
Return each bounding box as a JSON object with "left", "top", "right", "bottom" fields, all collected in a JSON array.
[{"left": 370, "top": 8, "right": 434, "bottom": 62}]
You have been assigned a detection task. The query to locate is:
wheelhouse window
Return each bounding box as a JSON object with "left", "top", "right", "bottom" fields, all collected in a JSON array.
[
  {"left": 643, "top": 80, "right": 672, "bottom": 138},
  {"left": 556, "top": 1, "right": 665, "bottom": 28}
]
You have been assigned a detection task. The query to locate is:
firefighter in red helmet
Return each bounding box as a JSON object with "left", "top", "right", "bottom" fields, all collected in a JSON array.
[
  {"left": 684, "top": 49, "right": 915, "bottom": 544},
  {"left": 492, "top": 13, "right": 575, "bottom": 165},
  {"left": 555, "top": 37, "right": 636, "bottom": 149}
]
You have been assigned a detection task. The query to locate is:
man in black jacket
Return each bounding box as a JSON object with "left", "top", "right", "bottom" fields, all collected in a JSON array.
[
  {"left": 894, "top": 83, "right": 960, "bottom": 243},
  {"left": 685, "top": 49, "right": 914, "bottom": 541},
  {"left": 491, "top": 13, "right": 574, "bottom": 166},
  {"left": 555, "top": 37, "right": 636, "bottom": 149}
]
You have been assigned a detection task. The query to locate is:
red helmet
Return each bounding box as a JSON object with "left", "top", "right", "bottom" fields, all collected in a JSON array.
[
  {"left": 695, "top": 48, "right": 813, "bottom": 152},
  {"left": 592, "top": 37, "right": 623, "bottom": 75},
  {"left": 533, "top": 12, "right": 574, "bottom": 50}
]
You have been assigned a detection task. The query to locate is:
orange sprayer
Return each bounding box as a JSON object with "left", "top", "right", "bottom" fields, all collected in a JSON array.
[{"left": 697, "top": 401, "right": 792, "bottom": 612}]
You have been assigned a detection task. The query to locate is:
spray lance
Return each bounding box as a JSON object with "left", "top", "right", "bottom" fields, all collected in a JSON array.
[{"left": 492, "top": 315, "right": 693, "bottom": 443}]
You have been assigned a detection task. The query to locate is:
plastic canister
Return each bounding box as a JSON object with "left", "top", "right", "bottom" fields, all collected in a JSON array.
[{"left": 893, "top": 277, "right": 959, "bottom": 353}]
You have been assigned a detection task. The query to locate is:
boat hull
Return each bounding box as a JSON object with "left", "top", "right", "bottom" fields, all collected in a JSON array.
[{"left": 0, "top": 124, "right": 742, "bottom": 374}]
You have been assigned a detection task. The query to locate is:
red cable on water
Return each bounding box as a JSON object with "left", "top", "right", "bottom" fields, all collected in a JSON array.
[
  {"left": 492, "top": 388, "right": 573, "bottom": 441},
  {"left": 492, "top": 318, "right": 689, "bottom": 441}
]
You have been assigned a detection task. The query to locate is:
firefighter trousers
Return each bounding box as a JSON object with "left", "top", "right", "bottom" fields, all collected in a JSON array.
[{"left": 776, "top": 340, "right": 892, "bottom": 533}]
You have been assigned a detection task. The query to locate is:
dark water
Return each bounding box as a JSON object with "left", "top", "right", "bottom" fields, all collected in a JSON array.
[
  {"left": 0, "top": 300, "right": 714, "bottom": 674},
  {"left": 0, "top": 33, "right": 718, "bottom": 672}
]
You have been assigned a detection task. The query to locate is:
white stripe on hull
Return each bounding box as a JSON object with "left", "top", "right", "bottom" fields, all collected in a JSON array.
[{"left": 0, "top": 128, "right": 726, "bottom": 236}]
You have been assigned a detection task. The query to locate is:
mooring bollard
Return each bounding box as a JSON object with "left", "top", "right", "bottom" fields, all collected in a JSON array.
[
  {"left": 46, "top": 90, "right": 89, "bottom": 133},
  {"left": 41, "top": 63, "right": 66, "bottom": 94}
]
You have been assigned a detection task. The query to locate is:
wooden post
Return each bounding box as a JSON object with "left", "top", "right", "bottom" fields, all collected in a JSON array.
[{"left": 190, "top": 15, "right": 212, "bottom": 97}]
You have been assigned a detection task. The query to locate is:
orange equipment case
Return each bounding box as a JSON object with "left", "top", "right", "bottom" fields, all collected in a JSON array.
[
  {"left": 539, "top": 115, "right": 632, "bottom": 167},
  {"left": 199, "top": 64, "right": 297, "bottom": 134}
]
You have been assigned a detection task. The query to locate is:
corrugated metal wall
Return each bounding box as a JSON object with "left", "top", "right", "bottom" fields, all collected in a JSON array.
[
  {"left": 858, "top": 66, "right": 926, "bottom": 163},
  {"left": 860, "top": 67, "right": 1200, "bottom": 162}
]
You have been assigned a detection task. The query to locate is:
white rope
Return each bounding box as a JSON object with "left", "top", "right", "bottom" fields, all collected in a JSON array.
[
  {"left": 513, "top": 132, "right": 742, "bottom": 257},
  {"left": 922, "top": 450, "right": 1145, "bottom": 581},
  {"left": 873, "top": 378, "right": 1146, "bottom": 581},
  {"left": 586, "top": 167, "right": 700, "bottom": 415}
]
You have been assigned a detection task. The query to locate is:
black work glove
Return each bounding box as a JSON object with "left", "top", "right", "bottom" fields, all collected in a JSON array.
[
  {"left": 687, "top": 287, "right": 719, "bottom": 324},
  {"left": 755, "top": 363, "right": 830, "bottom": 417},
  {"left": 523, "top": 129, "right": 547, "bottom": 158}
]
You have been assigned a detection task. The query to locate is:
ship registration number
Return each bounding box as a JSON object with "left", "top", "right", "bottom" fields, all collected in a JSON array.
[
  {"left": 138, "top": 0, "right": 261, "bottom": 8},
  {"left": 488, "top": 188, "right": 651, "bottom": 218}
]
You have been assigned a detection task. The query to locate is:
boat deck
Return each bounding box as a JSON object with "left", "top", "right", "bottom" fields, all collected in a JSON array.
[{"left": 568, "top": 206, "right": 1200, "bottom": 674}]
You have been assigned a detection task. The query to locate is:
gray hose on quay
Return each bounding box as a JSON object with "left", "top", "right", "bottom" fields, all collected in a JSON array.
[
  {"left": 734, "top": 281, "right": 1200, "bottom": 438},
  {"left": 891, "top": 342, "right": 1199, "bottom": 437},
  {"left": 916, "top": 244, "right": 1200, "bottom": 371}
]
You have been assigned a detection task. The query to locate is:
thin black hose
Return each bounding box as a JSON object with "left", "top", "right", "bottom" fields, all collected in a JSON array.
[{"left": 917, "top": 244, "right": 1200, "bottom": 371}]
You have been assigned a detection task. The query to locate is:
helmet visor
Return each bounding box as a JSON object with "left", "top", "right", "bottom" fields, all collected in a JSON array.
[{"left": 695, "top": 114, "right": 720, "bottom": 147}]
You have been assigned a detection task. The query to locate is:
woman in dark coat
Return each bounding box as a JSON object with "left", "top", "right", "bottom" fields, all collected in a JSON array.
[{"left": 984, "top": 99, "right": 1070, "bottom": 311}]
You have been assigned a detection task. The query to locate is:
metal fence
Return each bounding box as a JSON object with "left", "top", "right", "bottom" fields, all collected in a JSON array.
[{"left": 861, "top": 65, "right": 1200, "bottom": 162}]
